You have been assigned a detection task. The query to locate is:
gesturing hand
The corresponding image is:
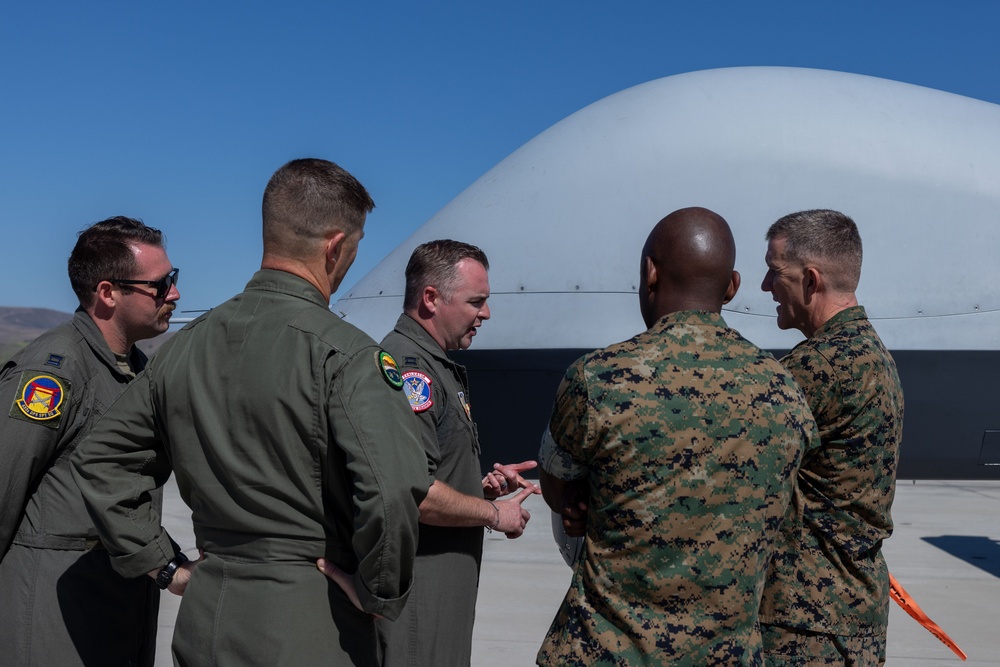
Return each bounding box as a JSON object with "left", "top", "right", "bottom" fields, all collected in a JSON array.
[
  {"left": 492, "top": 484, "right": 541, "bottom": 538},
  {"left": 483, "top": 460, "right": 538, "bottom": 499}
]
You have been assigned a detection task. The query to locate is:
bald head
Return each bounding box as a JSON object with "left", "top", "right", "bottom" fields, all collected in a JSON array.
[{"left": 639, "top": 207, "right": 740, "bottom": 327}]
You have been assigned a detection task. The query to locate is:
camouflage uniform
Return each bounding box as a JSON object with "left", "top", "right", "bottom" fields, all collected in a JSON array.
[
  {"left": 760, "top": 306, "right": 904, "bottom": 666},
  {"left": 537, "top": 310, "right": 816, "bottom": 667}
]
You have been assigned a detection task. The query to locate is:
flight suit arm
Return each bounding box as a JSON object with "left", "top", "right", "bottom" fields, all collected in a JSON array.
[
  {"left": 70, "top": 371, "right": 178, "bottom": 578},
  {"left": 0, "top": 365, "right": 78, "bottom": 557},
  {"left": 329, "top": 349, "right": 429, "bottom": 621}
]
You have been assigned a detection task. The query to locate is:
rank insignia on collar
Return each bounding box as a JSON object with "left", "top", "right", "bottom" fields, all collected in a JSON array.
[
  {"left": 402, "top": 371, "right": 433, "bottom": 412},
  {"left": 11, "top": 372, "right": 68, "bottom": 428},
  {"left": 377, "top": 351, "right": 404, "bottom": 390}
]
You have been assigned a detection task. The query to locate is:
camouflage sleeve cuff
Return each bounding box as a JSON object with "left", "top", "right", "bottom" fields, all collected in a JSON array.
[{"left": 538, "top": 428, "right": 586, "bottom": 481}]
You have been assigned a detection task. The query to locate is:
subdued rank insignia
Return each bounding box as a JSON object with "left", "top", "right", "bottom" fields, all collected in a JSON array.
[
  {"left": 403, "top": 356, "right": 418, "bottom": 368},
  {"left": 402, "top": 371, "right": 433, "bottom": 412},
  {"left": 458, "top": 391, "right": 472, "bottom": 420},
  {"left": 377, "top": 351, "right": 404, "bottom": 389},
  {"left": 45, "top": 354, "right": 63, "bottom": 368},
  {"left": 11, "top": 372, "right": 69, "bottom": 428}
]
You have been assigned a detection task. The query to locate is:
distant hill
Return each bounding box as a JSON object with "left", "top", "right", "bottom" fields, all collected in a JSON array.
[
  {"left": 0, "top": 306, "right": 174, "bottom": 365},
  {"left": 0, "top": 306, "right": 73, "bottom": 338}
]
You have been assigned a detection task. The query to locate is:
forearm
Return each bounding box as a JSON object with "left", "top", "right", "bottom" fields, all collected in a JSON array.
[{"left": 418, "top": 480, "right": 497, "bottom": 528}]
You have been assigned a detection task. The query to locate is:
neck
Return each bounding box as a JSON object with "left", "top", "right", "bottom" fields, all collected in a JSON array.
[
  {"left": 261, "top": 255, "right": 331, "bottom": 301},
  {"left": 403, "top": 307, "right": 448, "bottom": 352},
  {"left": 86, "top": 308, "right": 132, "bottom": 356},
  {"left": 805, "top": 293, "right": 858, "bottom": 337}
]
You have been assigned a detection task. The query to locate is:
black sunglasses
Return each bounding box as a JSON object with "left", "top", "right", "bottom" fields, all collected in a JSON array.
[{"left": 112, "top": 268, "right": 180, "bottom": 300}]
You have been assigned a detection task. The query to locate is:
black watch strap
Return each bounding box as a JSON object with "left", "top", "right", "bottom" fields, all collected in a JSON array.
[{"left": 155, "top": 551, "right": 189, "bottom": 590}]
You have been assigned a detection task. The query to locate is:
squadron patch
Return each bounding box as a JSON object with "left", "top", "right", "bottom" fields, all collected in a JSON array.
[
  {"left": 402, "top": 371, "right": 433, "bottom": 412},
  {"left": 377, "top": 351, "right": 404, "bottom": 389},
  {"left": 11, "top": 372, "right": 68, "bottom": 428}
]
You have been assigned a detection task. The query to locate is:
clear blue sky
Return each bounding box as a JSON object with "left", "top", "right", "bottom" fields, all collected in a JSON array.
[{"left": 3, "top": 1, "right": 998, "bottom": 315}]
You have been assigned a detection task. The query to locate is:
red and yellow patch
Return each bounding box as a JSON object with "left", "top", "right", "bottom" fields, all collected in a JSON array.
[{"left": 10, "top": 372, "right": 68, "bottom": 428}]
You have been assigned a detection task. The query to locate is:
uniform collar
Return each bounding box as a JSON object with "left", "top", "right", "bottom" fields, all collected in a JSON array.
[
  {"left": 649, "top": 309, "right": 729, "bottom": 333},
  {"left": 244, "top": 269, "right": 331, "bottom": 309},
  {"left": 392, "top": 313, "right": 457, "bottom": 366},
  {"left": 815, "top": 305, "right": 867, "bottom": 336},
  {"left": 71, "top": 308, "right": 147, "bottom": 378}
]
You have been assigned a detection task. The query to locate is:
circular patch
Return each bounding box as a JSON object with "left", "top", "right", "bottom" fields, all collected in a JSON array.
[
  {"left": 17, "top": 374, "right": 65, "bottom": 420},
  {"left": 377, "top": 351, "right": 404, "bottom": 389},
  {"left": 402, "top": 371, "right": 433, "bottom": 412}
]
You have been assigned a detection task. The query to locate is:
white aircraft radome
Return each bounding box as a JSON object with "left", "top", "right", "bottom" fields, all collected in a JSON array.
[{"left": 334, "top": 66, "right": 1000, "bottom": 480}]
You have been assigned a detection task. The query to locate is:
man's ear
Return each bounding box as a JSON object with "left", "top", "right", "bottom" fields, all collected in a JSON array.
[
  {"left": 421, "top": 285, "right": 441, "bottom": 315},
  {"left": 644, "top": 256, "right": 658, "bottom": 295},
  {"left": 723, "top": 270, "right": 741, "bottom": 305},
  {"left": 803, "top": 266, "right": 823, "bottom": 300},
  {"left": 325, "top": 230, "right": 348, "bottom": 265},
  {"left": 93, "top": 280, "right": 117, "bottom": 309}
]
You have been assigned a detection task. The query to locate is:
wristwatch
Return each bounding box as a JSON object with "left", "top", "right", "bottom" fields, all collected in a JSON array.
[{"left": 155, "top": 552, "right": 190, "bottom": 590}]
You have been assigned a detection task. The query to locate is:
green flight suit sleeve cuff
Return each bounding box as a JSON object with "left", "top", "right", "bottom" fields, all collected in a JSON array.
[{"left": 107, "top": 528, "right": 180, "bottom": 579}]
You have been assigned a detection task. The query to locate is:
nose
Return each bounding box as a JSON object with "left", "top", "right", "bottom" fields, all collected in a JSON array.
[
  {"left": 166, "top": 283, "right": 180, "bottom": 302},
  {"left": 761, "top": 270, "right": 773, "bottom": 293},
  {"left": 480, "top": 301, "right": 491, "bottom": 321}
]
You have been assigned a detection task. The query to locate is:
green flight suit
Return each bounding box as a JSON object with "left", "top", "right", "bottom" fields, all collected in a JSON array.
[
  {"left": 0, "top": 309, "right": 159, "bottom": 666},
  {"left": 377, "top": 313, "right": 485, "bottom": 666},
  {"left": 71, "top": 270, "right": 429, "bottom": 666}
]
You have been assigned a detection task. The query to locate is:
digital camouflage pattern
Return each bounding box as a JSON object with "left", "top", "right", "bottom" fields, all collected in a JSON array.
[
  {"left": 760, "top": 623, "right": 885, "bottom": 666},
  {"left": 760, "top": 306, "right": 904, "bottom": 641},
  {"left": 537, "top": 310, "right": 817, "bottom": 667}
]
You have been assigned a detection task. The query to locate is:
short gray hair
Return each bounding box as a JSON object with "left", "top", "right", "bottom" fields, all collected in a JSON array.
[{"left": 766, "top": 209, "right": 863, "bottom": 292}]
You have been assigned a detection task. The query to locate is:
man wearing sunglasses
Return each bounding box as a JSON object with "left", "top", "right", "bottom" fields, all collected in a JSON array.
[{"left": 0, "top": 216, "right": 180, "bottom": 666}]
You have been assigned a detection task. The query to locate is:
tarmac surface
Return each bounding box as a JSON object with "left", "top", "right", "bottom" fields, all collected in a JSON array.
[{"left": 156, "top": 478, "right": 1000, "bottom": 665}]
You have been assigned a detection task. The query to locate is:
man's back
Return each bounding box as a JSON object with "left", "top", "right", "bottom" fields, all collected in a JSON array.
[
  {"left": 152, "top": 270, "right": 385, "bottom": 549},
  {"left": 539, "top": 311, "right": 814, "bottom": 666},
  {"left": 79, "top": 269, "right": 428, "bottom": 665}
]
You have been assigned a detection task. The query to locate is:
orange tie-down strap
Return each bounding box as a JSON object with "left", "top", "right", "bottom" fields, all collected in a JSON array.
[{"left": 889, "top": 572, "right": 968, "bottom": 661}]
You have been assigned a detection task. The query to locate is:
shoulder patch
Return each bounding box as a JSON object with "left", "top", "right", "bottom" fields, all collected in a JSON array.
[
  {"left": 10, "top": 372, "right": 69, "bottom": 429},
  {"left": 377, "top": 351, "right": 404, "bottom": 389},
  {"left": 402, "top": 371, "right": 433, "bottom": 412}
]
